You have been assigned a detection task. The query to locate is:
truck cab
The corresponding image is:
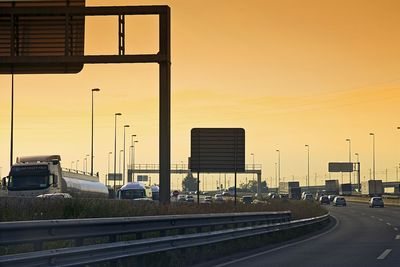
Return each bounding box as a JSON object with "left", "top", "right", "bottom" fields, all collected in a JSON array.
[{"left": 7, "top": 155, "right": 61, "bottom": 198}]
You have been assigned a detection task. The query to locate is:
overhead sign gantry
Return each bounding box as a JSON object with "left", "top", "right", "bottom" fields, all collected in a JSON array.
[{"left": 0, "top": 0, "right": 171, "bottom": 203}]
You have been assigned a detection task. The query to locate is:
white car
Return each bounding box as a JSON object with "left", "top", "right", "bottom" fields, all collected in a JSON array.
[{"left": 214, "top": 194, "right": 224, "bottom": 202}]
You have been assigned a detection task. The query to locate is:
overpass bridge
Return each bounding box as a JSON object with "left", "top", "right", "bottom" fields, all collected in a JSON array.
[
  {"left": 127, "top": 163, "right": 262, "bottom": 181},
  {"left": 127, "top": 163, "right": 263, "bottom": 194}
]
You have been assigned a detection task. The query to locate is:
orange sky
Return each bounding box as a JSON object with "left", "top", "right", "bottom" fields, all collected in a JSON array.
[{"left": 1, "top": 0, "right": 400, "bottom": 188}]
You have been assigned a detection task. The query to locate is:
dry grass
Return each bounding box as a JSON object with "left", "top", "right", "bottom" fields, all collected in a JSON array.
[{"left": 0, "top": 197, "right": 326, "bottom": 222}]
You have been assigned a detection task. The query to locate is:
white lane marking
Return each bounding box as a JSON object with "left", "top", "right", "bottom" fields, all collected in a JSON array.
[
  {"left": 395, "top": 235, "right": 400, "bottom": 239},
  {"left": 371, "top": 216, "right": 375, "bottom": 218},
  {"left": 394, "top": 228, "right": 399, "bottom": 231},
  {"left": 214, "top": 216, "right": 339, "bottom": 267},
  {"left": 362, "top": 213, "right": 366, "bottom": 215},
  {"left": 377, "top": 249, "right": 392, "bottom": 260},
  {"left": 387, "top": 223, "right": 391, "bottom": 226},
  {"left": 379, "top": 218, "right": 383, "bottom": 221}
]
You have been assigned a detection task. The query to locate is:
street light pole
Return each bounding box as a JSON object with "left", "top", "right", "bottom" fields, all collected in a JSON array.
[
  {"left": 123, "top": 125, "right": 130, "bottom": 184},
  {"left": 276, "top": 150, "right": 280, "bottom": 186},
  {"left": 346, "top": 138, "right": 351, "bottom": 184},
  {"left": 76, "top": 160, "right": 79, "bottom": 172},
  {"left": 71, "top": 161, "right": 74, "bottom": 170},
  {"left": 91, "top": 88, "right": 100, "bottom": 176},
  {"left": 369, "top": 133, "right": 375, "bottom": 180},
  {"left": 250, "top": 153, "right": 255, "bottom": 182},
  {"left": 108, "top": 152, "right": 112, "bottom": 185},
  {"left": 130, "top": 134, "right": 137, "bottom": 182},
  {"left": 85, "top": 154, "right": 89, "bottom": 174},
  {"left": 305, "top": 145, "right": 310, "bottom": 189},
  {"left": 354, "top": 152, "right": 360, "bottom": 189},
  {"left": 113, "top": 113, "right": 122, "bottom": 194}
]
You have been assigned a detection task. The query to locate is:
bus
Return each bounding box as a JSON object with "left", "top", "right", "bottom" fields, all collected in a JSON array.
[{"left": 116, "top": 182, "right": 153, "bottom": 200}]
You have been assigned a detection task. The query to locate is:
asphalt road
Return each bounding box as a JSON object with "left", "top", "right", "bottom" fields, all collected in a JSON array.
[{"left": 202, "top": 201, "right": 400, "bottom": 267}]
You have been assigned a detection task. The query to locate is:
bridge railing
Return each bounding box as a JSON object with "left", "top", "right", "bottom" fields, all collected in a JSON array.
[{"left": 127, "top": 164, "right": 263, "bottom": 171}]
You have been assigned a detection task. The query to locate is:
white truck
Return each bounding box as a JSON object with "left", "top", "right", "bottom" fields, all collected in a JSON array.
[
  {"left": 3, "top": 155, "right": 109, "bottom": 198},
  {"left": 361, "top": 180, "right": 384, "bottom": 197}
]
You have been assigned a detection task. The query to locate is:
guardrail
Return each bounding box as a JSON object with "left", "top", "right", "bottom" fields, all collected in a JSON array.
[
  {"left": 0, "top": 212, "right": 329, "bottom": 267},
  {"left": 0, "top": 211, "right": 291, "bottom": 251}
]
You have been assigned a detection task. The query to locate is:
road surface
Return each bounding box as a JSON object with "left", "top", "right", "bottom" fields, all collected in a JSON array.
[{"left": 202, "top": 201, "right": 400, "bottom": 267}]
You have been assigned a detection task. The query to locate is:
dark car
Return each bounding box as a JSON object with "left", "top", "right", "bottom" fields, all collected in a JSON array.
[
  {"left": 319, "top": 196, "right": 330, "bottom": 205},
  {"left": 242, "top": 195, "right": 253, "bottom": 204},
  {"left": 369, "top": 197, "right": 384, "bottom": 208},
  {"left": 333, "top": 196, "right": 346, "bottom": 206}
]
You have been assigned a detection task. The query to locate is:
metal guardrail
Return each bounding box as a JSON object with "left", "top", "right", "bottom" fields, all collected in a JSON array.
[
  {"left": 0, "top": 213, "right": 329, "bottom": 267},
  {"left": 0, "top": 211, "right": 291, "bottom": 249}
]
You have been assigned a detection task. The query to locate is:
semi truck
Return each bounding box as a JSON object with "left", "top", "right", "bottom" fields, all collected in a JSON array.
[
  {"left": 3, "top": 155, "right": 109, "bottom": 198},
  {"left": 279, "top": 182, "right": 301, "bottom": 200},
  {"left": 325, "top": 180, "right": 340, "bottom": 195},
  {"left": 361, "top": 180, "right": 384, "bottom": 196},
  {"left": 339, "top": 183, "right": 352, "bottom": 196}
]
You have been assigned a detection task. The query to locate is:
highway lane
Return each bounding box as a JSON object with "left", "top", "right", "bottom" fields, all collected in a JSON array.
[{"left": 205, "top": 201, "right": 400, "bottom": 267}]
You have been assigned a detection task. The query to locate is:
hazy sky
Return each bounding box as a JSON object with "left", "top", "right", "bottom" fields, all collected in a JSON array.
[{"left": 1, "top": 0, "right": 400, "bottom": 187}]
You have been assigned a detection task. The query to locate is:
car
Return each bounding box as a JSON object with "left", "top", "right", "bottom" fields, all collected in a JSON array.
[
  {"left": 319, "top": 196, "right": 330, "bottom": 205},
  {"left": 303, "top": 193, "right": 314, "bottom": 201},
  {"left": 177, "top": 195, "right": 186, "bottom": 202},
  {"left": 268, "top": 192, "right": 278, "bottom": 199},
  {"left": 204, "top": 196, "right": 212, "bottom": 201},
  {"left": 221, "top": 191, "right": 231, "bottom": 197},
  {"left": 170, "top": 190, "right": 179, "bottom": 198},
  {"left": 369, "top": 197, "right": 384, "bottom": 208},
  {"left": 37, "top": 193, "right": 72, "bottom": 199},
  {"left": 185, "top": 195, "right": 195, "bottom": 203},
  {"left": 328, "top": 195, "right": 336, "bottom": 202},
  {"left": 202, "top": 196, "right": 213, "bottom": 204},
  {"left": 214, "top": 194, "right": 224, "bottom": 202},
  {"left": 333, "top": 196, "right": 346, "bottom": 206},
  {"left": 301, "top": 192, "right": 310, "bottom": 199},
  {"left": 242, "top": 195, "right": 253, "bottom": 204}
]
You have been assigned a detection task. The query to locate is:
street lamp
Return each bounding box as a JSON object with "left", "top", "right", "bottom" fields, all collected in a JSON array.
[
  {"left": 84, "top": 154, "right": 89, "bottom": 173},
  {"left": 250, "top": 153, "right": 255, "bottom": 182},
  {"left": 123, "top": 125, "right": 130, "bottom": 184},
  {"left": 274, "top": 162, "right": 277, "bottom": 189},
  {"left": 305, "top": 145, "right": 310, "bottom": 189},
  {"left": 113, "top": 112, "right": 122, "bottom": 193},
  {"left": 346, "top": 138, "right": 351, "bottom": 184},
  {"left": 107, "top": 152, "right": 112, "bottom": 185},
  {"left": 276, "top": 150, "right": 280, "bottom": 186},
  {"left": 369, "top": 133, "right": 375, "bottom": 180},
  {"left": 71, "top": 161, "right": 74, "bottom": 170},
  {"left": 119, "top": 149, "right": 123, "bottom": 175},
  {"left": 130, "top": 134, "right": 137, "bottom": 182},
  {"left": 91, "top": 88, "right": 100, "bottom": 176}
]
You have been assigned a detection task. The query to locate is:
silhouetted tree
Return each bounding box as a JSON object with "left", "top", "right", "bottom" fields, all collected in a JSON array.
[{"left": 182, "top": 171, "right": 198, "bottom": 192}]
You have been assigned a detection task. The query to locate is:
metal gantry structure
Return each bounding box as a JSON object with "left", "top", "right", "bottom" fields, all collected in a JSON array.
[{"left": 0, "top": 4, "right": 171, "bottom": 203}]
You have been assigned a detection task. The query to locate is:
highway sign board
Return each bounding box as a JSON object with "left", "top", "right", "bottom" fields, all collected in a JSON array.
[
  {"left": 0, "top": 0, "right": 85, "bottom": 74},
  {"left": 328, "top": 162, "right": 353, "bottom": 172},
  {"left": 108, "top": 173, "right": 122, "bottom": 181},
  {"left": 137, "top": 175, "right": 148, "bottom": 182},
  {"left": 190, "top": 128, "right": 245, "bottom": 173}
]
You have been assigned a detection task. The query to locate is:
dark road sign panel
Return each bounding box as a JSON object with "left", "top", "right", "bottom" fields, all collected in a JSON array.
[
  {"left": 0, "top": 0, "right": 85, "bottom": 74},
  {"left": 190, "top": 128, "right": 245, "bottom": 173},
  {"left": 329, "top": 162, "right": 353, "bottom": 172}
]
